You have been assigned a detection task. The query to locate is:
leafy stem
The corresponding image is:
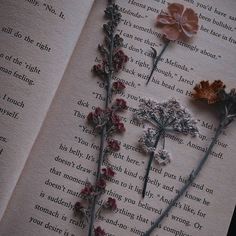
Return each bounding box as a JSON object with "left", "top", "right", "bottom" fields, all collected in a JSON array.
[
  {"left": 146, "top": 40, "right": 170, "bottom": 86},
  {"left": 143, "top": 118, "right": 225, "bottom": 235}
]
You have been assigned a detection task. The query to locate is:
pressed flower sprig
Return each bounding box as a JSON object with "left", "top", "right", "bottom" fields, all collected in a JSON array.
[
  {"left": 74, "top": 1, "right": 128, "bottom": 236},
  {"left": 146, "top": 3, "right": 199, "bottom": 85},
  {"left": 135, "top": 98, "right": 198, "bottom": 198},
  {"left": 144, "top": 80, "right": 236, "bottom": 236}
]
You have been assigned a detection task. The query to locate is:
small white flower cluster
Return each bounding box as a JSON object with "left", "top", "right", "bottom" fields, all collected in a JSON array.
[
  {"left": 139, "top": 128, "right": 157, "bottom": 153},
  {"left": 135, "top": 98, "right": 199, "bottom": 137},
  {"left": 154, "top": 149, "right": 171, "bottom": 166}
]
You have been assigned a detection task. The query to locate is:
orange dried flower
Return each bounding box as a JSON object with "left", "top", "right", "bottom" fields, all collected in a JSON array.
[
  {"left": 157, "top": 3, "right": 199, "bottom": 41},
  {"left": 193, "top": 80, "right": 225, "bottom": 104}
]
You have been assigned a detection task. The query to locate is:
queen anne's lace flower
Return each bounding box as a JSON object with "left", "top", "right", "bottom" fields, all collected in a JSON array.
[
  {"left": 135, "top": 98, "right": 198, "bottom": 198},
  {"left": 135, "top": 98, "right": 198, "bottom": 137}
]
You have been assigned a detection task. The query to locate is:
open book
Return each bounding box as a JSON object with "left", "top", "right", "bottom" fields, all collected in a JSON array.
[{"left": 0, "top": 0, "right": 235, "bottom": 235}]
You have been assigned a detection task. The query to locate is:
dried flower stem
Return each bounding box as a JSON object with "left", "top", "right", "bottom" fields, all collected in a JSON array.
[
  {"left": 146, "top": 40, "right": 170, "bottom": 85},
  {"left": 88, "top": 3, "right": 118, "bottom": 236},
  {"left": 142, "top": 131, "right": 163, "bottom": 198},
  {"left": 77, "top": 2, "right": 127, "bottom": 234},
  {"left": 88, "top": 128, "right": 106, "bottom": 236},
  {"left": 144, "top": 118, "right": 225, "bottom": 236}
]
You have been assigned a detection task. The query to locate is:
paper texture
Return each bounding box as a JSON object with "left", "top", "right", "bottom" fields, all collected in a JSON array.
[
  {"left": 0, "top": 0, "right": 235, "bottom": 235},
  {"left": 0, "top": 0, "right": 94, "bottom": 220}
]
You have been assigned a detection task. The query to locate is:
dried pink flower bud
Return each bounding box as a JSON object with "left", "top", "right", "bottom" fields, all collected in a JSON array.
[
  {"left": 94, "top": 226, "right": 106, "bottom": 236},
  {"left": 102, "top": 167, "right": 116, "bottom": 178},
  {"left": 74, "top": 201, "right": 85, "bottom": 217},
  {"left": 94, "top": 107, "right": 103, "bottom": 116},
  {"left": 113, "top": 50, "right": 128, "bottom": 71},
  {"left": 110, "top": 112, "right": 121, "bottom": 124},
  {"left": 112, "top": 81, "right": 126, "bottom": 91},
  {"left": 80, "top": 182, "right": 94, "bottom": 198},
  {"left": 113, "top": 98, "right": 128, "bottom": 110},
  {"left": 96, "top": 178, "right": 106, "bottom": 191},
  {"left": 92, "top": 64, "right": 103, "bottom": 75},
  {"left": 115, "top": 122, "right": 125, "bottom": 133},
  {"left": 104, "top": 197, "right": 117, "bottom": 211},
  {"left": 107, "top": 139, "right": 120, "bottom": 151}
]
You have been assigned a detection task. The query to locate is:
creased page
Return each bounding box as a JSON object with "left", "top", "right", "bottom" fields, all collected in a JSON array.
[
  {"left": 0, "top": 0, "right": 235, "bottom": 235},
  {"left": 0, "top": 0, "right": 94, "bottom": 220}
]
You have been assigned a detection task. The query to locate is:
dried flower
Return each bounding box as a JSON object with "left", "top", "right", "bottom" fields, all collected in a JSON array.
[
  {"left": 154, "top": 149, "right": 171, "bottom": 166},
  {"left": 113, "top": 50, "right": 128, "bottom": 71},
  {"left": 139, "top": 128, "right": 156, "bottom": 153},
  {"left": 94, "top": 226, "right": 106, "bottom": 236},
  {"left": 107, "top": 139, "right": 120, "bottom": 151},
  {"left": 104, "top": 197, "right": 117, "bottom": 211},
  {"left": 80, "top": 2, "right": 127, "bottom": 235},
  {"left": 110, "top": 112, "right": 121, "bottom": 124},
  {"left": 92, "top": 64, "right": 103, "bottom": 76},
  {"left": 135, "top": 98, "right": 198, "bottom": 197},
  {"left": 157, "top": 3, "right": 199, "bottom": 41},
  {"left": 80, "top": 182, "right": 94, "bottom": 198},
  {"left": 146, "top": 3, "right": 199, "bottom": 85},
  {"left": 136, "top": 98, "right": 198, "bottom": 137},
  {"left": 102, "top": 167, "right": 116, "bottom": 178},
  {"left": 144, "top": 82, "right": 236, "bottom": 236},
  {"left": 74, "top": 202, "right": 86, "bottom": 217},
  {"left": 193, "top": 80, "right": 225, "bottom": 104},
  {"left": 113, "top": 34, "right": 124, "bottom": 48},
  {"left": 112, "top": 81, "right": 126, "bottom": 91},
  {"left": 87, "top": 108, "right": 111, "bottom": 129},
  {"left": 113, "top": 98, "right": 128, "bottom": 111},
  {"left": 96, "top": 178, "right": 107, "bottom": 191},
  {"left": 115, "top": 121, "right": 125, "bottom": 133}
]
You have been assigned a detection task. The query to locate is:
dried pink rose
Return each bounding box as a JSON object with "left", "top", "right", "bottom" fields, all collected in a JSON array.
[{"left": 156, "top": 3, "right": 199, "bottom": 41}]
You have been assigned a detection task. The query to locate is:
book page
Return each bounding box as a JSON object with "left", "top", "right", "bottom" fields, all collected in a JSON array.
[
  {"left": 0, "top": 0, "right": 235, "bottom": 235},
  {"left": 0, "top": 0, "right": 94, "bottom": 220}
]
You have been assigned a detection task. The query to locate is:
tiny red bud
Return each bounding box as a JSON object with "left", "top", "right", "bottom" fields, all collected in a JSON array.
[
  {"left": 102, "top": 167, "right": 116, "bottom": 178},
  {"left": 107, "top": 139, "right": 120, "bottom": 151},
  {"left": 112, "top": 81, "right": 126, "bottom": 91},
  {"left": 114, "top": 98, "right": 128, "bottom": 110},
  {"left": 94, "top": 226, "right": 106, "bottom": 236},
  {"left": 115, "top": 122, "right": 125, "bottom": 133},
  {"left": 104, "top": 197, "right": 117, "bottom": 211}
]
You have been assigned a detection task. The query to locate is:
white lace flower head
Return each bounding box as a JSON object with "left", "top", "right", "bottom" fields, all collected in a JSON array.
[
  {"left": 139, "top": 128, "right": 157, "bottom": 153},
  {"left": 135, "top": 98, "right": 199, "bottom": 137}
]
